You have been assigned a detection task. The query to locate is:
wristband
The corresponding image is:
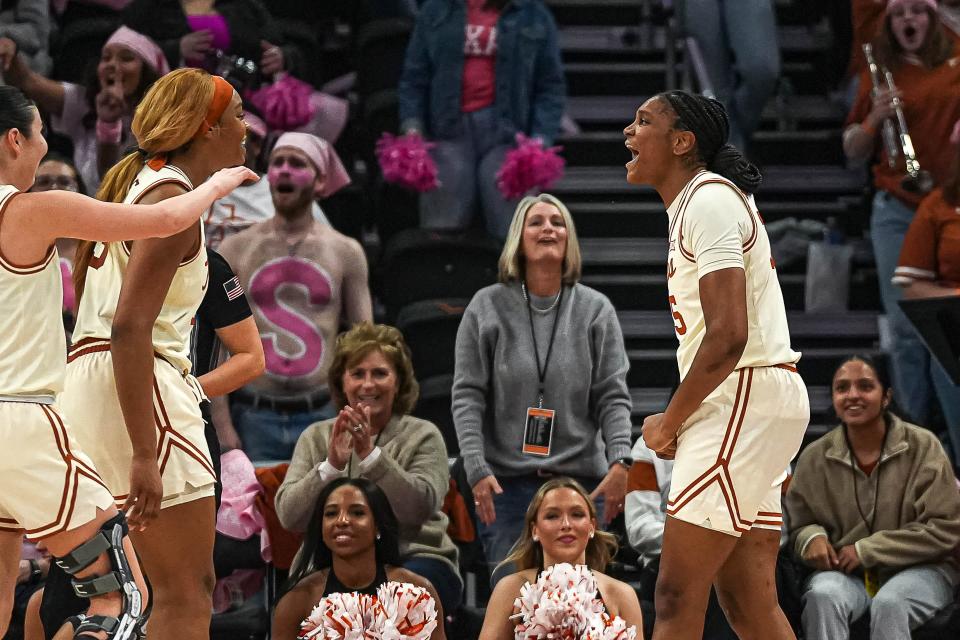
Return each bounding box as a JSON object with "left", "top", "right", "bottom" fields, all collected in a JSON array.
[{"left": 96, "top": 119, "right": 122, "bottom": 145}]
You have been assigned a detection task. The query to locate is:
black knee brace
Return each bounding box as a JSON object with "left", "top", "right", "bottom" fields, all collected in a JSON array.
[{"left": 55, "top": 513, "right": 144, "bottom": 639}]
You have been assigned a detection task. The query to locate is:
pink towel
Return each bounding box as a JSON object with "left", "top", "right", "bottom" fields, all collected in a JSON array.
[{"left": 216, "top": 449, "right": 266, "bottom": 540}]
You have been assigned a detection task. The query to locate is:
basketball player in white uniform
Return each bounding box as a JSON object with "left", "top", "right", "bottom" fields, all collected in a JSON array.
[
  {"left": 0, "top": 84, "right": 253, "bottom": 639},
  {"left": 58, "top": 69, "right": 249, "bottom": 640},
  {"left": 624, "top": 91, "right": 809, "bottom": 640}
]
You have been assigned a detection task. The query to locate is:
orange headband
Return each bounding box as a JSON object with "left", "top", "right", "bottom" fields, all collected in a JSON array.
[
  {"left": 147, "top": 75, "right": 235, "bottom": 171},
  {"left": 193, "top": 75, "right": 234, "bottom": 140}
]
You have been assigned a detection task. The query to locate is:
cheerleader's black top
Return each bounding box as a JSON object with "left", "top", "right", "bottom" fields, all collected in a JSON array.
[{"left": 321, "top": 564, "right": 389, "bottom": 598}]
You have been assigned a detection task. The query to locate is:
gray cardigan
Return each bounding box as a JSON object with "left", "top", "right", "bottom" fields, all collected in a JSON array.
[
  {"left": 275, "top": 414, "right": 460, "bottom": 578},
  {"left": 453, "top": 282, "right": 633, "bottom": 487}
]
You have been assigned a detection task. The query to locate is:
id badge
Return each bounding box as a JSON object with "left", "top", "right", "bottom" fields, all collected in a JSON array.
[
  {"left": 522, "top": 407, "right": 556, "bottom": 456},
  {"left": 864, "top": 569, "right": 879, "bottom": 597}
]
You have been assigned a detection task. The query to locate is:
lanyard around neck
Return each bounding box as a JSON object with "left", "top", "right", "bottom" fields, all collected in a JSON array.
[
  {"left": 522, "top": 281, "right": 563, "bottom": 408},
  {"left": 843, "top": 421, "right": 890, "bottom": 535}
]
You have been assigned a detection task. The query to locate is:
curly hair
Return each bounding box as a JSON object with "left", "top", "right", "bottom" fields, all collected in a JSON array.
[
  {"left": 327, "top": 322, "right": 420, "bottom": 416},
  {"left": 656, "top": 90, "right": 763, "bottom": 194}
]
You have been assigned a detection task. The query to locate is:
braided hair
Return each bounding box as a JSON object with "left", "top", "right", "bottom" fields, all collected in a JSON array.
[{"left": 657, "top": 91, "right": 763, "bottom": 194}]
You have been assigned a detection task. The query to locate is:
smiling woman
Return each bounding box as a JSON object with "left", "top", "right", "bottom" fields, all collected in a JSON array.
[
  {"left": 452, "top": 193, "right": 634, "bottom": 586},
  {"left": 272, "top": 478, "right": 446, "bottom": 640},
  {"left": 476, "top": 478, "right": 643, "bottom": 640},
  {"left": 275, "top": 322, "right": 463, "bottom": 615},
  {"left": 785, "top": 354, "right": 960, "bottom": 639}
]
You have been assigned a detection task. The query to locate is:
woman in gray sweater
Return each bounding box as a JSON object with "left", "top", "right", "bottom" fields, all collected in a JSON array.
[
  {"left": 453, "top": 193, "right": 634, "bottom": 581},
  {"left": 275, "top": 322, "right": 462, "bottom": 613}
]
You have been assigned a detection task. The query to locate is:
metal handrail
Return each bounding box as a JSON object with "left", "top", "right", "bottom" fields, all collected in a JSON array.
[
  {"left": 683, "top": 36, "right": 716, "bottom": 98},
  {"left": 655, "top": 0, "right": 715, "bottom": 97}
]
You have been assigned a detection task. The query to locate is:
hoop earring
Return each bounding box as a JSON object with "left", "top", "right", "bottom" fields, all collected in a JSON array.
[{"left": 376, "top": 533, "right": 381, "bottom": 540}]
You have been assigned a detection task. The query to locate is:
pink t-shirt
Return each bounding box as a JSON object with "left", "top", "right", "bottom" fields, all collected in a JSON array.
[{"left": 461, "top": 0, "right": 500, "bottom": 113}]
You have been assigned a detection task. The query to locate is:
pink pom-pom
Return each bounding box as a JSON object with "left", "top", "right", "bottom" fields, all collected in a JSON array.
[
  {"left": 374, "top": 582, "right": 439, "bottom": 639},
  {"left": 248, "top": 74, "right": 317, "bottom": 132},
  {"left": 375, "top": 132, "right": 440, "bottom": 193},
  {"left": 496, "top": 133, "right": 565, "bottom": 200}
]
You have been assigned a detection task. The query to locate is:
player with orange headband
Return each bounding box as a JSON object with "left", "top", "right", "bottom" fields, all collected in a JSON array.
[{"left": 57, "top": 68, "right": 247, "bottom": 639}]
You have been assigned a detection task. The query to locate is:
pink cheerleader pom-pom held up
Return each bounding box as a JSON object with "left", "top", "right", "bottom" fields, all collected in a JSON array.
[
  {"left": 496, "top": 133, "right": 566, "bottom": 200},
  {"left": 376, "top": 132, "right": 440, "bottom": 193}
]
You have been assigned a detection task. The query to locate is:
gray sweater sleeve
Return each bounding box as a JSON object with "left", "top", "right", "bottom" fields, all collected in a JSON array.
[
  {"left": 275, "top": 423, "right": 330, "bottom": 533},
  {"left": 452, "top": 300, "right": 495, "bottom": 487},
  {"left": 590, "top": 300, "right": 633, "bottom": 465}
]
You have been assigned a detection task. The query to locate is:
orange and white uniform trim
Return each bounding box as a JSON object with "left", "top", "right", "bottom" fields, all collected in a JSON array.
[
  {"left": 0, "top": 183, "right": 116, "bottom": 537},
  {"left": 664, "top": 171, "right": 809, "bottom": 537},
  {"left": 60, "top": 165, "right": 215, "bottom": 510}
]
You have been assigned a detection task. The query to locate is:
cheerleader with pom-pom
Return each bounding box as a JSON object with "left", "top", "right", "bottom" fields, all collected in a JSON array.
[
  {"left": 272, "top": 478, "right": 446, "bottom": 640},
  {"left": 478, "top": 478, "right": 643, "bottom": 639}
]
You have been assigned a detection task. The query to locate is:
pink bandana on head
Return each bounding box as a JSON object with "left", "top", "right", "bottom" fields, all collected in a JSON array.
[
  {"left": 272, "top": 132, "right": 351, "bottom": 198},
  {"left": 103, "top": 26, "right": 170, "bottom": 76},
  {"left": 887, "top": 0, "right": 938, "bottom": 13}
]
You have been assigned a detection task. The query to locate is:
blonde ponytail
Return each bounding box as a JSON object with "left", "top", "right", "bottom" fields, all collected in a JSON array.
[{"left": 73, "top": 68, "right": 217, "bottom": 304}]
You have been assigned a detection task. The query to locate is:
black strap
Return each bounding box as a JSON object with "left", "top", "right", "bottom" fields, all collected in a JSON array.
[
  {"left": 843, "top": 421, "right": 890, "bottom": 535},
  {"left": 55, "top": 533, "right": 111, "bottom": 575},
  {"left": 523, "top": 282, "right": 564, "bottom": 408},
  {"left": 72, "top": 573, "right": 123, "bottom": 598}
]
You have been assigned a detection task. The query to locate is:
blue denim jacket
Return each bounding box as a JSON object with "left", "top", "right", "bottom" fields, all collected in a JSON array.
[{"left": 398, "top": 0, "right": 566, "bottom": 144}]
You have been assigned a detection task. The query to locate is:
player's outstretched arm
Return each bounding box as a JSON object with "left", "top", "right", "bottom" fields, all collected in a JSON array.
[{"left": 7, "top": 166, "right": 257, "bottom": 248}]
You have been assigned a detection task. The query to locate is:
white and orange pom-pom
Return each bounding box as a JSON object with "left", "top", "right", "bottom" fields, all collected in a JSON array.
[
  {"left": 512, "top": 564, "right": 638, "bottom": 640},
  {"left": 513, "top": 564, "right": 604, "bottom": 640},
  {"left": 584, "top": 613, "right": 637, "bottom": 640},
  {"left": 298, "top": 592, "right": 377, "bottom": 640},
  {"left": 373, "top": 581, "right": 439, "bottom": 640}
]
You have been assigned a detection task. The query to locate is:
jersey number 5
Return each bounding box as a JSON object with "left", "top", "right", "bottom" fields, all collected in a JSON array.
[{"left": 668, "top": 295, "right": 687, "bottom": 336}]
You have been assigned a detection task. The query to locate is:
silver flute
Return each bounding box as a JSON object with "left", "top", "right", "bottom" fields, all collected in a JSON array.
[{"left": 862, "top": 43, "right": 933, "bottom": 194}]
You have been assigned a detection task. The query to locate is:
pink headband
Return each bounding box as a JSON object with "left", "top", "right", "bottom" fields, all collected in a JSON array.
[
  {"left": 272, "top": 132, "right": 351, "bottom": 198},
  {"left": 104, "top": 26, "right": 170, "bottom": 76},
  {"left": 887, "top": 0, "right": 938, "bottom": 13},
  {"left": 244, "top": 113, "right": 267, "bottom": 139}
]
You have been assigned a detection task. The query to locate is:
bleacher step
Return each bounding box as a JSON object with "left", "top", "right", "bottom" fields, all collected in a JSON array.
[
  {"left": 558, "top": 129, "right": 844, "bottom": 167},
  {"left": 567, "top": 95, "right": 844, "bottom": 131},
  {"left": 568, "top": 200, "right": 862, "bottom": 238},
  {"left": 552, "top": 165, "right": 866, "bottom": 201}
]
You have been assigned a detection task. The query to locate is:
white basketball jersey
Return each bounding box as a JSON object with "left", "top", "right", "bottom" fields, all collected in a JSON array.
[
  {"left": 0, "top": 185, "right": 66, "bottom": 397},
  {"left": 71, "top": 165, "right": 208, "bottom": 374},
  {"left": 665, "top": 171, "right": 800, "bottom": 379}
]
